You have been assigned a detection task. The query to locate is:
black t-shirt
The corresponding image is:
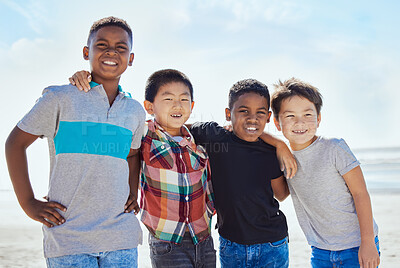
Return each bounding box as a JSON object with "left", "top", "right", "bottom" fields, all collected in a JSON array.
[{"left": 190, "top": 121, "right": 288, "bottom": 245}]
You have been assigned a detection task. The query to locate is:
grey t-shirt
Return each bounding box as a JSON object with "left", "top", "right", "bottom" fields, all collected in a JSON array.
[
  {"left": 288, "top": 136, "right": 378, "bottom": 250},
  {"left": 17, "top": 83, "right": 145, "bottom": 258}
]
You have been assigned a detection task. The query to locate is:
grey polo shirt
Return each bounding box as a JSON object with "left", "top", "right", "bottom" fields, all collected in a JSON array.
[{"left": 17, "top": 82, "right": 145, "bottom": 258}]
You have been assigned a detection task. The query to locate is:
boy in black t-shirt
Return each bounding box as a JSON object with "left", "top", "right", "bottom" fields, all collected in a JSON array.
[{"left": 190, "top": 79, "right": 291, "bottom": 268}]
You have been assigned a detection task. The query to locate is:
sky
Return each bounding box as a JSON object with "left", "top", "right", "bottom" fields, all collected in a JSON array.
[{"left": 1, "top": 0, "right": 399, "bottom": 191}]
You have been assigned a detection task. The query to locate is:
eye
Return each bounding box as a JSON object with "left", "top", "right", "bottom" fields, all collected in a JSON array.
[
  {"left": 305, "top": 113, "right": 313, "bottom": 117},
  {"left": 257, "top": 111, "right": 267, "bottom": 115},
  {"left": 238, "top": 110, "right": 248, "bottom": 113},
  {"left": 96, "top": 43, "right": 107, "bottom": 48},
  {"left": 164, "top": 98, "right": 173, "bottom": 101},
  {"left": 285, "top": 115, "right": 294, "bottom": 118},
  {"left": 117, "top": 45, "right": 127, "bottom": 52}
]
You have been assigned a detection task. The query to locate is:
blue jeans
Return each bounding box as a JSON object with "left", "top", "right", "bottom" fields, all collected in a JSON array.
[
  {"left": 149, "top": 232, "right": 216, "bottom": 267},
  {"left": 46, "top": 248, "right": 138, "bottom": 268},
  {"left": 311, "top": 236, "right": 380, "bottom": 268},
  {"left": 219, "top": 236, "right": 289, "bottom": 268}
]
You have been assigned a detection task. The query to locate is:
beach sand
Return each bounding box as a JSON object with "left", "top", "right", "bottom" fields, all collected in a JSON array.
[{"left": 0, "top": 191, "right": 398, "bottom": 267}]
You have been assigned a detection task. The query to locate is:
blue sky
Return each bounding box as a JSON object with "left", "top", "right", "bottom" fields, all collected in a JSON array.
[{"left": 1, "top": 0, "right": 399, "bottom": 190}]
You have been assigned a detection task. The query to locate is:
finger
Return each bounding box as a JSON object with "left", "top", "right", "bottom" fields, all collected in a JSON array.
[
  {"left": 42, "top": 211, "right": 64, "bottom": 225},
  {"left": 39, "top": 218, "right": 54, "bottom": 228},
  {"left": 45, "top": 208, "right": 66, "bottom": 224},
  {"left": 83, "top": 73, "right": 91, "bottom": 91},
  {"left": 48, "top": 201, "right": 67, "bottom": 212},
  {"left": 69, "top": 77, "right": 76, "bottom": 86},
  {"left": 287, "top": 168, "right": 292, "bottom": 179},
  {"left": 74, "top": 76, "right": 85, "bottom": 91},
  {"left": 77, "top": 71, "right": 90, "bottom": 92},
  {"left": 125, "top": 203, "right": 134, "bottom": 213},
  {"left": 359, "top": 255, "right": 363, "bottom": 268},
  {"left": 133, "top": 204, "right": 140, "bottom": 215}
]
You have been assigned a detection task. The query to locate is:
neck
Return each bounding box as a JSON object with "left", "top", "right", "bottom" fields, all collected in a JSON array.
[
  {"left": 92, "top": 75, "right": 120, "bottom": 105},
  {"left": 290, "top": 135, "right": 318, "bottom": 151}
]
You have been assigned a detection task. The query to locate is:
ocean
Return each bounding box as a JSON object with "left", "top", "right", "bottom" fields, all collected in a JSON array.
[{"left": 354, "top": 147, "right": 400, "bottom": 192}]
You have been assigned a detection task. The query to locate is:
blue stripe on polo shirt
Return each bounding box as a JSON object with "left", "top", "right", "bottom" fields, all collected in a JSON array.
[{"left": 54, "top": 121, "right": 133, "bottom": 159}]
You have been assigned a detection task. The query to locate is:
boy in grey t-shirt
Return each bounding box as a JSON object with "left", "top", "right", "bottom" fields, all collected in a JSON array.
[
  {"left": 5, "top": 17, "right": 145, "bottom": 267},
  {"left": 267, "top": 78, "right": 380, "bottom": 268}
]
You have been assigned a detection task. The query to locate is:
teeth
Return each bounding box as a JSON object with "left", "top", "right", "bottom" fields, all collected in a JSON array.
[
  {"left": 293, "top": 130, "right": 306, "bottom": 133},
  {"left": 171, "top": 114, "right": 182, "bottom": 117},
  {"left": 247, "top": 127, "right": 257, "bottom": 131},
  {"left": 104, "top": 61, "right": 117, "bottom": 65}
]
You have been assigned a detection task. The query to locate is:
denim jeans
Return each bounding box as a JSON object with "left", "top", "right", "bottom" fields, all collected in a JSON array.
[
  {"left": 219, "top": 236, "right": 289, "bottom": 268},
  {"left": 149, "top": 232, "right": 216, "bottom": 268},
  {"left": 311, "top": 236, "right": 380, "bottom": 268},
  {"left": 46, "top": 248, "right": 138, "bottom": 268}
]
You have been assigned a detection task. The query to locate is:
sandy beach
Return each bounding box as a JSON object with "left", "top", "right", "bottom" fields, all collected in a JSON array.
[{"left": 0, "top": 190, "right": 398, "bottom": 267}]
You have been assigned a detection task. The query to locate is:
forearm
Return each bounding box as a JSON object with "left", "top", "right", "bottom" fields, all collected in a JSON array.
[
  {"left": 127, "top": 152, "right": 141, "bottom": 196},
  {"left": 353, "top": 191, "right": 375, "bottom": 243},
  {"left": 5, "top": 137, "right": 35, "bottom": 208}
]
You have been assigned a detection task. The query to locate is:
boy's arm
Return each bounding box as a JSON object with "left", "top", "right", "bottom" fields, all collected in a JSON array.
[
  {"left": 259, "top": 132, "right": 297, "bottom": 178},
  {"left": 125, "top": 148, "right": 141, "bottom": 215},
  {"left": 270, "top": 175, "right": 289, "bottom": 202},
  {"left": 343, "top": 166, "right": 380, "bottom": 268},
  {"left": 5, "top": 127, "right": 67, "bottom": 227}
]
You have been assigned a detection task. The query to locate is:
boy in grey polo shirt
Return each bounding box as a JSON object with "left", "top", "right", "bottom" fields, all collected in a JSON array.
[
  {"left": 268, "top": 78, "right": 380, "bottom": 268},
  {"left": 5, "top": 17, "right": 145, "bottom": 267}
]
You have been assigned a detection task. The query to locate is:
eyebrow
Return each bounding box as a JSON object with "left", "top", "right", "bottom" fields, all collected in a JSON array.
[
  {"left": 237, "top": 105, "right": 268, "bottom": 110},
  {"left": 95, "top": 38, "right": 129, "bottom": 46},
  {"left": 283, "top": 108, "right": 315, "bottom": 113},
  {"left": 161, "top": 91, "right": 190, "bottom": 96}
]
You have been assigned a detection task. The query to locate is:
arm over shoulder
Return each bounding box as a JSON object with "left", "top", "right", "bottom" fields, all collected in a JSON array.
[{"left": 190, "top": 121, "right": 226, "bottom": 145}]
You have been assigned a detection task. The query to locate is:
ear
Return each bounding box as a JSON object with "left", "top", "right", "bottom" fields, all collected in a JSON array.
[
  {"left": 83, "top": 46, "right": 89, "bottom": 60},
  {"left": 274, "top": 117, "right": 282, "bottom": 131},
  {"left": 191, "top": 101, "right": 195, "bottom": 110},
  {"left": 128, "top": 53, "right": 134, "bottom": 66},
  {"left": 143, "top": 100, "right": 154, "bottom": 115},
  {"left": 266, "top": 111, "right": 272, "bottom": 123},
  {"left": 317, "top": 113, "right": 321, "bottom": 127},
  {"left": 225, "top": 108, "right": 231, "bottom": 121}
]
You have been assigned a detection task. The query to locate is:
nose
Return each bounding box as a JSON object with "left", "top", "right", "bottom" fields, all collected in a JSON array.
[
  {"left": 106, "top": 48, "right": 118, "bottom": 55},
  {"left": 294, "top": 117, "right": 305, "bottom": 125},
  {"left": 247, "top": 113, "right": 257, "bottom": 123},
  {"left": 172, "top": 100, "right": 182, "bottom": 108}
]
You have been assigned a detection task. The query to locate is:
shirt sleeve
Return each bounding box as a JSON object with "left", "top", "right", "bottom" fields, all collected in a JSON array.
[
  {"left": 190, "top": 121, "right": 227, "bottom": 145},
  {"left": 334, "top": 139, "right": 360, "bottom": 176},
  {"left": 130, "top": 103, "right": 146, "bottom": 150},
  {"left": 17, "top": 87, "right": 59, "bottom": 138}
]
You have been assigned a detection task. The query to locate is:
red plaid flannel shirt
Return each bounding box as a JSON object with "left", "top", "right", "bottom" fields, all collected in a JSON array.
[{"left": 140, "top": 120, "right": 215, "bottom": 244}]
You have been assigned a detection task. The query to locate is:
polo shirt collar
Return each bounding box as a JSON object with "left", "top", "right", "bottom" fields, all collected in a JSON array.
[{"left": 89, "top": 81, "right": 131, "bottom": 98}]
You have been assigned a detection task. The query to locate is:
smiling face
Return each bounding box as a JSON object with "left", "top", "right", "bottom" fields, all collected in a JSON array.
[
  {"left": 144, "top": 82, "right": 194, "bottom": 136},
  {"left": 274, "top": 95, "right": 321, "bottom": 151},
  {"left": 226, "top": 92, "right": 271, "bottom": 142},
  {"left": 83, "top": 26, "right": 134, "bottom": 84}
]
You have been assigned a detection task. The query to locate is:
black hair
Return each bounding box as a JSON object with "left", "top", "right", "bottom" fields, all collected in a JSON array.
[
  {"left": 87, "top": 16, "right": 133, "bottom": 48},
  {"left": 145, "top": 69, "right": 194, "bottom": 102},
  {"left": 228, "top": 79, "right": 270, "bottom": 109},
  {"left": 271, "top": 77, "right": 323, "bottom": 120}
]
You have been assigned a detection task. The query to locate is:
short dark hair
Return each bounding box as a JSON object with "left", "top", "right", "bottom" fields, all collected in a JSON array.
[
  {"left": 228, "top": 79, "right": 270, "bottom": 109},
  {"left": 271, "top": 77, "right": 323, "bottom": 120},
  {"left": 145, "top": 69, "right": 194, "bottom": 102},
  {"left": 87, "top": 16, "right": 133, "bottom": 48}
]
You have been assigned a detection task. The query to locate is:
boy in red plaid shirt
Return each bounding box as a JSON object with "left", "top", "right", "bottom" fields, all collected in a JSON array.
[{"left": 141, "top": 69, "right": 216, "bottom": 267}]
